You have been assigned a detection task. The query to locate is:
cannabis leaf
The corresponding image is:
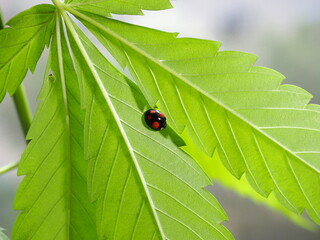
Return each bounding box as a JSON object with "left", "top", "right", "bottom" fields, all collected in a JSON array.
[
  {"left": 69, "top": 10, "right": 320, "bottom": 224},
  {"left": 63, "top": 13, "right": 233, "bottom": 239},
  {"left": 5, "top": 1, "right": 320, "bottom": 239},
  {"left": 12, "top": 4, "right": 233, "bottom": 239},
  {"left": 13, "top": 16, "right": 97, "bottom": 239},
  {"left": 0, "top": 4, "right": 55, "bottom": 102}
]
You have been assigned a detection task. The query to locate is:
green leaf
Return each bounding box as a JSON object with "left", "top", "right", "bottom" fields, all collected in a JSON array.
[
  {"left": 13, "top": 16, "right": 97, "bottom": 239},
  {"left": 0, "top": 228, "right": 10, "bottom": 240},
  {"left": 211, "top": 150, "right": 317, "bottom": 230},
  {"left": 64, "top": 0, "right": 172, "bottom": 17},
  {"left": 71, "top": 10, "right": 320, "bottom": 224},
  {"left": 62, "top": 12, "right": 233, "bottom": 239},
  {"left": 180, "top": 123, "right": 317, "bottom": 230},
  {"left": 0, "top": 4, "right": 55, "bottom": 102}
]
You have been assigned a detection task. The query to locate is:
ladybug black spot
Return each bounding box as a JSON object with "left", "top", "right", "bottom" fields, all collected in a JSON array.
[{"left": 144, "top": 109, "right": 167, "bottom": 131}]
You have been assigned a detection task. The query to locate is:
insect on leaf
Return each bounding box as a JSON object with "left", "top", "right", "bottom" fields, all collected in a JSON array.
[
  {"left": 63, "top": 14, "right": 233, "bottom": 240},
  {"left": 71, "top": 10, "right": 320, "bottom": 225}
]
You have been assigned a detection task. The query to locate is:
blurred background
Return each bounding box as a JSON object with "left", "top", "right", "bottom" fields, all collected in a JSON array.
[{"left": 0, "top": 0, "right": 319, "bottom": 239}]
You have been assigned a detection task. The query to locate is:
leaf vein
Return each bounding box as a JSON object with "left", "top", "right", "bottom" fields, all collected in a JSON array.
[
  {"left": 286, "top": 154, "right": 320, "bottom": 219},
  {"left": 122, "top": 120, "right": 203, "bottom": 176},
  {"left": 226, "top": 116, "right": 265, "bottom": 194},
  {"left": 133, "top": 150, "right": 223, "bottom": 215},
  {"left": 155, "top": 208, "right": 202, "bottom": 240},
  {"left": 148, "top": 183, "right": 229, "bottom": 240},
  {"left": 113, "top": 166, "right": 133, "bottom": 240},
  {"left": 252, "top": 131, "right": 299, "bottom": 212}
]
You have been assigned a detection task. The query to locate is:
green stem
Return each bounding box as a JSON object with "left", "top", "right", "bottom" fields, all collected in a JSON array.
[
  {"left": 0, "top": 8, "right": 4, "bottom": 29},
  {"left": 0, "top": 161, "right": 19, "bottom": 175},
  {"left": 0, "top": 8, "right": 32, "bottom": 174},
  {"left": 12, "top": 85, "right": 33, "bottom": 137}
]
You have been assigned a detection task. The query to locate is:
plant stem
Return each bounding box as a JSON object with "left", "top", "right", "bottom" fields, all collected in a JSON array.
[
  {"left": 0, "top": 8, "right": 4, "bottom": 29},
  {"left": 0, "top": 7, "right": 32, "bottom": 174},
  {"left": 12, "top": 85, "right": 33, "bottom": 137},
  {"left": 0, "top": 161, "right": 19, "bottom": 175}
]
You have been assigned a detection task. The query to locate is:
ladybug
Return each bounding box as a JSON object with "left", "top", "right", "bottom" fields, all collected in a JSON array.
[{"left": 144, "top": 109, "right": 167, "bottom": 131}]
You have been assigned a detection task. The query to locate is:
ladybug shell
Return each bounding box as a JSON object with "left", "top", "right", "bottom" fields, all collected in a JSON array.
[{"left": 144, "top": 109, "right": 167, "bottom": 131}]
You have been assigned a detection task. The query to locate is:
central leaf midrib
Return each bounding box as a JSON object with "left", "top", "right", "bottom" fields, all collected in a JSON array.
[
  {"left": 66, "top": 7, "right": 319, "bottom": 174},
  {"left": 56, "top": 4, "right": 166, "bottom": 239},
  {"left": 54, "top": 12, "right": 73, "bottom": 239}
]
